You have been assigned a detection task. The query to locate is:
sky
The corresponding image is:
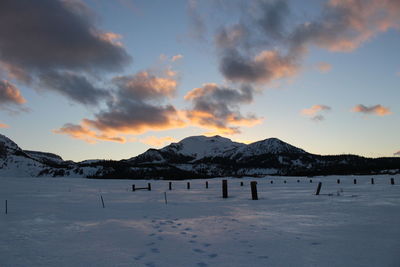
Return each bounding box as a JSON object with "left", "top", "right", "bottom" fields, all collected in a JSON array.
[{"left": 0, "top": 0, "right": 399, "bottom": 161}]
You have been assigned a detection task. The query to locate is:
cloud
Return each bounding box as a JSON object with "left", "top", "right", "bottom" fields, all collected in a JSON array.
[
  {"left": 0, "top": 0, "right": 131, "bottom": 104},
  {"left": 139, "top": 136, "right": 177, "bottom": 147},
  {"left": 220, "top": 50, "right": 299, "bottom": 84},
  {"left": 187, "top": 0, "right": 207, "bottom": 41},
  {"left": 55, "top": 70, "right": 185, "bottom": 142},
  {"left": 352, "top": 104, "right": 392, "bottom": 116},
  {"left": 215, "top": 0, "right": 400, "bottom": 84},
  {"left": 54, "top": 123, "right": 126, "bottom": 144},
  {"left": 171, "top": 54, "right": 184, "bottom": 62},
  {"left": 0, "top": 123, "right": 9, "bottom": 128},
  {"left": 0, "top": 80, "right": 26, "bottom": 106},
  {"left": 317, "top": 62, "right": 332, "bottom": 73},
  {"left": 394, "top": 151, "right": 400, "bottom": 156},
  {"left": 184, "top": 83, "right": 261, "bottom": 134},
  {"left": 39, "top": 71, "right": 111, "bottom": 105},
  {"left": 302, "top": 104, "right": 332, "bottom": 121}
]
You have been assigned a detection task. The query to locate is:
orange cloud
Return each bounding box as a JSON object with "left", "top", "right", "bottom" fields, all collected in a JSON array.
[
  {"left": 171, "top": 54, "right": 183, "bottom": 62},
  {"left": 320, "top": 0, "right": 400, "bottom": 52},
  {"left": 301, "top": 105, "right": 331, "bottom": 121},
  {"left": 317, "top": 62, "right": 332, "bottom": 73},
  {"left": 0, "top": 80, "right": 26, "bottom": 105},
  {"left": 0, "top": 123, "right": 9, "bottom": 128},
  {"left": 352, "top": 104, "right": 392, "bottom": 116},
  {"left": 54, "top": 123, "right": 126, "bottom": 144},
  {"left": 302, "top": 105, "right": 331, "bottom": 116},
  {"left": 97, "top": 32, "right": 124, "bottom": 47},
  {"left": 139, "top": 136, "right": 177, "bottom": 147}
]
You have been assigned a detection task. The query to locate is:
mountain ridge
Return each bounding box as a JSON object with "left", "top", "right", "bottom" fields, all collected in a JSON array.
[{"left": 0, "top": 133, "right": 399, "bottom": 178}]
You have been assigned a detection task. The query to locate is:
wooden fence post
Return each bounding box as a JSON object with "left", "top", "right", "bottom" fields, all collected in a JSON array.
[
  {"left": 100, "top": 195, "right": 105, "bottom": 208},
  {"left": 371, "top": 178, "right": 374, "bottom": 185},
  {"left": 310, "top": 179, "right": 313, "bottom": 183},
  {"left": 222, "top": 180, "right": 228, "bottom": 198},
  {"left": 284, "top": 180, "right": 287, "bottom": 184},
  {"left": 132, "top": 184, "right": 135, "bottom": 191},
  {"left": 315, "top": 182, "right": 322, "bottom": 195},
  {"left": 240, "top": 181, "right": 244, "bottom": 186},
  {"left": 270, "top": 180, "right": 273, "bottom": 184},
  {"left": 205, "top": 181, "right": 208, "bottom": 189},
  {"left": 250, "top": 181, "right": 258, "bottom": 200},
  {"left": 353, "top": 179, "right": 357, "bottom": 184},
  {"left": 148, "top": 183, "right": 152, "bottom": 191},
  {"left": 164, "top": 192, "right": 168, "bottom": 205},
  {"left": 187, "top": 182, "right": 190, "bottom": 190},
  {"left": 337, "top": 179, "right": 340, "bottom": 184},
  {"left": 5, "top": 200, "right": 7, "bottom": 215},
  {"left": 297, "top": 180, "right": 300, "bottom": 183},
  {"left": 390, "top": 178, "right": 395, "bottom": 185},
  {"left": 169, "top": 182, "right": 172, "bottom": 190}
]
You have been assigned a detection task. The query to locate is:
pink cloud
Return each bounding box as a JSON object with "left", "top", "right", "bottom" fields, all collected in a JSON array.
[{"left": 352, "top": 104, "right": 392, "bottom": 116}]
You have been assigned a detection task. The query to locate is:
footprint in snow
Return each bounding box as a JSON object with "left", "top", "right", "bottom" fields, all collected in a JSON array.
[
  {"left": 208, "top": 253, "right": 218, "bottom": 258},
  {"left": 148, "top": 233, "right": 156, "bottom": 237},
  {"left": 145, "top": 262, "right": 156, "bottom": 267},
  {"left": 258, "top": 256, "right": 269, "bottom": 259},
  {"left": 150, "top": 248, "right": 160, "bottom": 254},
  {"left": 197, "top": 262, "right": 208, "bottom": 267},
  {"left": 193, "top": 248, "right": 205, "bottom": 254},
  {"left": 184, "top": 227, "right": 192, "bottom": 231},
  {"left": 191, "top": 235, "right": 197, "bottom": 238},
  {"left": 189, "top": 240, "right": 197, "bottom": 244},
  {"left": 146, "top": 242, "right": 155, "bottom": 246},
  {"left": 311, "top": 242, "right": 321, "bottom": 245},
  {"left": 202, "top": 243, "right": 211, "bottom": 247},
  {"left": 134, "top": 252, "right": 146, "bottom": 260}
]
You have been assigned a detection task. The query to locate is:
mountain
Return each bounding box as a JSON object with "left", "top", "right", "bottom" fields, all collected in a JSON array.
[{"left": 0, "top": 133, "right": 399, "bottom": 178}]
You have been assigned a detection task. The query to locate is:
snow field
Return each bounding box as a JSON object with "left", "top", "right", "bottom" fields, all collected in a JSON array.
[{"left": 1, "top": 175, "right": 399, "bottom": 267}]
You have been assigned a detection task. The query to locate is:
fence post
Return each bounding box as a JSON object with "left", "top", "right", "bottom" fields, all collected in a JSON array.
[
  {"left": 310, "top": 179, "right": 313, "bottom": 183},
  {"left": 371, "top": 178, "right": 374, "bottom": 185},
  {"left": 222, "top": 180, "right": 228, "bottom": 198},
  {"left": 5, "top": 200, "right": 7, "bottom": 214},
  {"left": 353, "top": 179, "right": 357, "bottom": 185},
  {"left": 315, "top": 182, "right": 322, "bottom": 195},
  {"left": 148, "top": 183, "right": 152, "bottom": 191},
  {"left": 132, "top": 184, "right": 135, "bottom": 191},
  {"left": 337, "top": 179, "right": 340, "bottom": 184},
  {"left": 284, "top": 180, "right": 287, "bottom": 184},
  {"left": 187, "top": 182, "right": 190, "bottom": 190},
  {"left": 205, "top": 181, "right": 208, "bottom": 189},
  {"left": 250, "top": 181, "right": 258, "bottom": 200},
  {"left": 169, "top": 182, "right": 172, "bottom": 190},
  {"left": 100, "top": 195, "right": 105, "bottom": 208},
  {"left": 240, "top": 181, "right": 244, "bottom": 186},
  {"left": 390, "top": 178, "right": 395, "bottom": 185},
  {"left": 297, "top": 180, "right": 300, "bottom": 183},
  {"left": 164, "top": 192, "right": 168, "bottom": 205}
]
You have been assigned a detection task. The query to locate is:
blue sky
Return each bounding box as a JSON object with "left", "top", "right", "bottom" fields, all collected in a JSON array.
[{"left": 0, "top": 0, "right": 399, "bottom": 161}]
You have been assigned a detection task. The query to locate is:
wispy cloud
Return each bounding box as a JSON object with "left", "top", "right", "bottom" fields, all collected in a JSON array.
[
  {"left": 352, "top": 104, "right": 392, "bottom": 116},
  {"left": 171, "top": 54, "right": 183, "bottom": 62},
  {"left": 317, "top": 62, "right": 332, "bottom": 73},
  {"left": 301, "top": 104, "right": 331, "bottom": 121},
  {"left": 0, "top": 80, "right": 26, "bottom": 105}
]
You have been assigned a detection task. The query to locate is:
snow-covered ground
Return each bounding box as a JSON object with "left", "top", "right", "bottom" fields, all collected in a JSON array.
[{"left": 1, "top": 175, "right": 399, "bottom": 267}]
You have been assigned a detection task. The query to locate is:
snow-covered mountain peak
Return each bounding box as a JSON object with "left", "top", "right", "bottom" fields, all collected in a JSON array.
[
  {"left": 162, "top": 135, "right": 245, "bottom": 159},
  {"left": 230, "top": 137, "right": 307, "bottom": 159},
  {"left": 0, "top": 133, "right": 21, "bottom": 153}
]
